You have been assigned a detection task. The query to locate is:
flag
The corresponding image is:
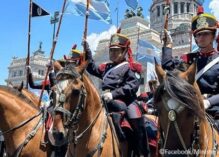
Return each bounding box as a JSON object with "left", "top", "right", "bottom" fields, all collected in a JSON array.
[
  {"left": 32, "top": 2, "right": 50, "bottom": 17},
  {"left": 125, "top": 0, "right": 138, "bottom": 10},
  {"left": 136, "top": 39, "right": 161, "bottom": 65},
  {"left": 146, "top": 62, "right": 157, "bottom": 82},
  {"left": 67, "top": 0, "right": 112, "bottom": 24}
]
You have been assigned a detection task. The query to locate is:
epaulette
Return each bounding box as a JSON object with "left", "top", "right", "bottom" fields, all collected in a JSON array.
[
  {"left": 129, "top": 62, "right": 142, "bottom": 73},
  {"left": 180, "top": 52, "right": 198, "bottom": 64},
  {"left": 41, "top": 80, "right": 50, "bottom": 86},
  {"left": 98, "top": 62, "right": 110, "bottom": 72}
]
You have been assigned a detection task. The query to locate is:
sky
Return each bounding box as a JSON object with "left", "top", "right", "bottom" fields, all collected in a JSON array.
[{"left": 0, "top": 0, "right": 218, "bottom": 85}]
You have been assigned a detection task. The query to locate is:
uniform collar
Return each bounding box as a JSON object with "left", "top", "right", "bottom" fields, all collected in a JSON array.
[{"left": 199, "top": 49, "right": 216, "bottom": 57}]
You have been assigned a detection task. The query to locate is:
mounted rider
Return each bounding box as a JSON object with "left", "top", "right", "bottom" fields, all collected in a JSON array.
[
  {"left": 84, "top": 30, "right": 151, "bottom": 156},
  {"left": 161, "top": 6, "right": 219, "bottom": 127}
]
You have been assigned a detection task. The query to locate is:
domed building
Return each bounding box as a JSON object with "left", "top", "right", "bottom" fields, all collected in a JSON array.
[{"left": 150, "top": 0, "right": 203, "bottom": 56}]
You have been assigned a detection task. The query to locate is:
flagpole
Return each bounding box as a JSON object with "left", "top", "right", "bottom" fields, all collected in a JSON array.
[
  {"left": 116, "top": 0, "right": 119, "bottom": 28},
  {"left": 83, "top": 0, "right": 90, "bottom": 61},
  {"left": 26, "top": 0, "right": 32, "bottom": 89},
  {"left": 38, "top": 0, "right": 67, "bottom": 106},
  {"left": 136, "top": 26, "right": 140, "bottom": 60}
]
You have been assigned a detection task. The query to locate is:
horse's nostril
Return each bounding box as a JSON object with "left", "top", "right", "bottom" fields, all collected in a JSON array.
[{"left": 53, "top": 132, "right": 65, "bottom": 140}]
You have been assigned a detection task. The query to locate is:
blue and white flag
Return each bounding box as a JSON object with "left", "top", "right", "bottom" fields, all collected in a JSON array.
[
  {"left": 125, "top": 0, "right": 138, "bottom": 10},
  {"left": 67, "top": 0, "right": 112, "bottom": 24},
  {"left": 136, "top": 39, "right": 161, "bottom": 65}
]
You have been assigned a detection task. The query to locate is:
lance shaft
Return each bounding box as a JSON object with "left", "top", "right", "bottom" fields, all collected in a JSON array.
[{"left": 38, "top": 0, "right": 67, "bottom": 106}]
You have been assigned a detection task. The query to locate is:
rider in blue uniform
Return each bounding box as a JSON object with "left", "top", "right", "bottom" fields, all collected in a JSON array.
[
  {"left": 84, "top": 31, "right": 150, "bottom": 156},
  {"left": 161, "top": 6, "right": 219, "bottom": 124}
]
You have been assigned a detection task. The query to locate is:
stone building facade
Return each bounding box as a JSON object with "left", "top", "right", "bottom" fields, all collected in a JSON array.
[{"left": 6, "top": 44, "right": 49, "bottom": 86}]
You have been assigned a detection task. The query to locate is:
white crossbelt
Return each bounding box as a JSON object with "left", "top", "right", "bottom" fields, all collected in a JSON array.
[
  {"left": 195, "top": 56, "right": 219, "bottom": 81},
  {"left": 103, "top": 61, "right": 128, "bottom": 82}
]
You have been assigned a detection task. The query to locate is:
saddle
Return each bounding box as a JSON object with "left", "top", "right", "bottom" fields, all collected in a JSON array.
[{"left": 108, "top": 100, "right": 158, "bottom": 148}]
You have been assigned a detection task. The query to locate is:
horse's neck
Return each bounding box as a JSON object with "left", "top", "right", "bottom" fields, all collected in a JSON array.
[
  {"left": 21, "top": 89, "right": 40, "bottom": 107},
  {"left": 0, "top": 90, "right": 38, "bottom": 131},
  {"left": 79, "top": 75, "right": 103, "bottom": 127},
  {"left": 199, "top": 118, "right": 214, "bottom": 150}
]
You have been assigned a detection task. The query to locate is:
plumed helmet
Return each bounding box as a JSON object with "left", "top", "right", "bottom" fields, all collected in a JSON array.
[
  {"left": 191, "top": 6, "right": 218, "bottom": 35},
  {"left": 64, "top": 44, "right": 82, "bottom": 61},
  {"left": 109, "top": 28, "right": 130, "bottom": 49}
]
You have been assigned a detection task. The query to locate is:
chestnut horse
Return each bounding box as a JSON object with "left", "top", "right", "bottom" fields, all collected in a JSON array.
[
  {"left": 154, "top": 63, "right": 219, "bottom": 157},
  {"left": 51, "top": 63, "right": 125, "bottom": 157},
  {"left": 0, "top": 85, "right": 52, "bottom": 157},
  {"left": 51, "top": 62, "right": 159, "bottom": 157}
]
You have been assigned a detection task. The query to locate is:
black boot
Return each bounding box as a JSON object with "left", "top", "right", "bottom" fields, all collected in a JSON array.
[
  {"left": 130, "top": 118, "right": 150, "bottom": 157},
  {"left": 111, "top": 113, "right": 126, "bottom": 141}
]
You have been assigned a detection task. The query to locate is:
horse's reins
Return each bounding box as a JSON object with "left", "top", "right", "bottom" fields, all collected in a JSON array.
[{"left": 0, "top": 109, "right": 45, "bottom": 157}]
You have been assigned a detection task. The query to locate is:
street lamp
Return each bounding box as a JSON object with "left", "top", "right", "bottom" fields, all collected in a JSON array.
[{"left": 50, "top": 11, "right": 59, "bottom": 42}]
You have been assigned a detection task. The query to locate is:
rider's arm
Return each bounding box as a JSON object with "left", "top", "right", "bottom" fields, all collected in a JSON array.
[
  {"left": 208, "top": 94, "right": 219, "bottom": 106},
  {"left": 84, "top": 41, "right": 104, "bottom": 79},
  {"left": 161, "top": 47, "right": 175, "bottom": 71}
]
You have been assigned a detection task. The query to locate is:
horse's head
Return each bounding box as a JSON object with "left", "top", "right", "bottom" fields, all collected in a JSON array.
[
  {"left": 51, "top": 61, "right": 88, "bottom": 146},
  {"left": 154, "top": 62, "right": 205, "bottom": 151}
]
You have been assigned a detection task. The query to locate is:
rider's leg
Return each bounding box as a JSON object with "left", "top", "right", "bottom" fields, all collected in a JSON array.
[
  {"left": 127, "top": 104, "right": 150, "bottom": 157},
  {"left": 106, "top": 100, "right": 127, "bottom": 141}
]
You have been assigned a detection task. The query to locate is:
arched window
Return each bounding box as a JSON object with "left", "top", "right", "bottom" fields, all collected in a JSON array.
[
  {"left": 180, "top": 2, "right": 185, "bottom": 13},
  {"left": 162, "top": 4, "right": 165, "bottom": 15},
  {"left": 157, "top": 5, "right": 160, "bottom": 17},
  {"left": 186, "top": 3, "right": 190, "bottom": 12},
  {"left": 174, "top": 2, "right": 178, "bottom": 14}
]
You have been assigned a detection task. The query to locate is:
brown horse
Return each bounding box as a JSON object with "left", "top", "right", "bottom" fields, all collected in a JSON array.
[
  {"left": 51, "top": 62, "right": 127, "bottom": 157},
  {"left": 0, "top": 85, "right": 52, "bottom": 157},
  {"left": 154, "top": 63, "right": 219, "bottom": 157}
]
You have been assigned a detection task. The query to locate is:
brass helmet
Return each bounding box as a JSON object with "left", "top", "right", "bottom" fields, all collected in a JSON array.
[{"left": 191, "top": 6, "right": 218, "bottom": 35}]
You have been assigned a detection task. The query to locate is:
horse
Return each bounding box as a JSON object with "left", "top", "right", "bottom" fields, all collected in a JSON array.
[
  {"left": 51, "top": 61, "right": 158, "bottom": 157},
  {"left": 154, "top": 62, "right": 219, "bottom": 157},
  {"left": 0, "top": 85, "right": 52, "bottom": 157}
]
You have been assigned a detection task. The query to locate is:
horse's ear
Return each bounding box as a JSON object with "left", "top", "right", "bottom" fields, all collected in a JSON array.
[
  {"left": 77, "top": 60, "right": 88, "bottom": 74},
  {"left": 54, "top": 61, "right": 63, "bottom": 71},
  {"left": 180, "top": 62, "right": 196, "bottom": 84},
  {"left": 18, "top": 81, "right": 24, "bottom": 92},
  {"left": 154, "top": 58, "right": 165, "bottom": 83}
]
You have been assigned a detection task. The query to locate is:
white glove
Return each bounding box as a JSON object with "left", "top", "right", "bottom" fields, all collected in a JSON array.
[
  {"left": 160, "top": 29, "right": 173, "bottom": 44},
  {"left": 203, "top": 99, "right": 211, "bottom": 109},
  {"left": 46, "top": 60, "right": 53, "bottom": 68},
  {"left": 26, "top": 65, "right": 32, "bottom": 73},
  {"left": 102, "top": 92, "right": 113, "bottom": 101}
]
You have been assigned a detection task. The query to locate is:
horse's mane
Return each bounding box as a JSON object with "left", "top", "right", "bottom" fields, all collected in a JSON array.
[
  {"left": 82, "top": 72, "right": 101, "bottom": 99},
  {"left": 0, "top": 85, "right": 39, "bottom": 110},
  {"left": 154, "top": 70, "right": 204, "bottom": 119}
]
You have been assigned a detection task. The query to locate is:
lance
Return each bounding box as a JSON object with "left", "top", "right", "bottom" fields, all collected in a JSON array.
[
  {"left": 163, "top": 0, "right": 170, "bottom": 47},
  {"left": 26, "top": 0, "right": 32, "bottom": 89},
  {"left": 38, "top": 0, "right": 67, "bottom": 106},
  {"left": 83, "top": 0, "right": 90, "bottom": 61}
]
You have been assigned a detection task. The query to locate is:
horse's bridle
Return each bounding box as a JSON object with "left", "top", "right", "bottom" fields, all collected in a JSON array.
[
  {"left": 53, "top": 67, "right": 111, "bottom": 157},
  {"left": 159, "top": 87, "right": 201, "bottom": 157},
  {"left": 54, "top": 68, "right": 87, "bottom": 129}
]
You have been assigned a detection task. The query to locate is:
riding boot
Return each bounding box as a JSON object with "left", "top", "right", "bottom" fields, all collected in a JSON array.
[
  {"left": 111, "top": 113, "right": 126, "bottom": 141},
  {"left": 130, "top": 117, "right": 151, "bottom": 157}
]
